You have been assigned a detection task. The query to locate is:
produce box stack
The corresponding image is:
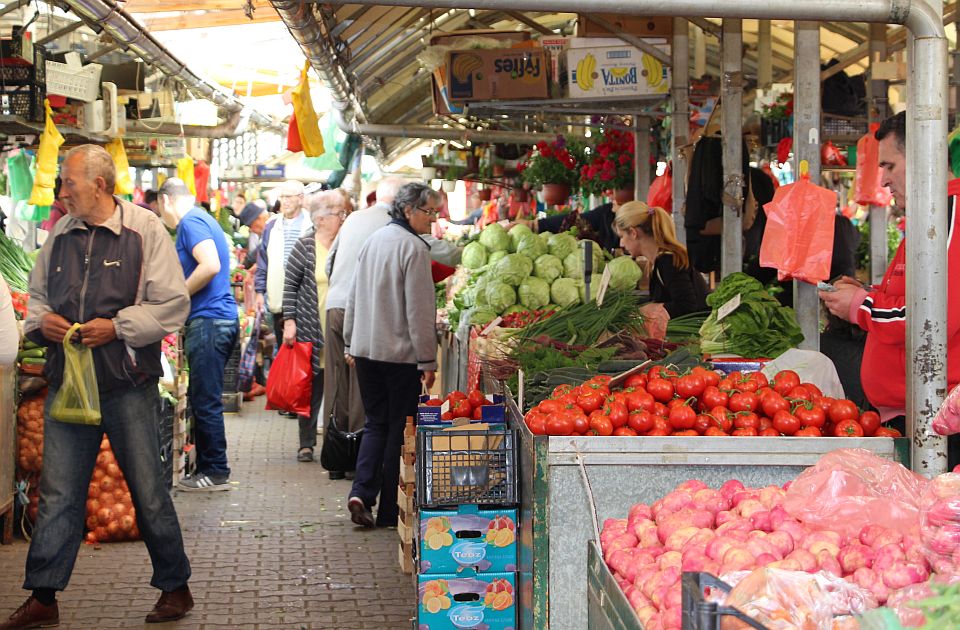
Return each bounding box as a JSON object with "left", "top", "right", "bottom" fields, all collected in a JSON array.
[
  {"left": 162, "top": 332, "right": 193, "bottom": 485},
  {"left": 415, "top": 390, "right": 519, "bottom": 630},
  {"left": 398, "top": 416, "right": 417, "bottom": 574}
]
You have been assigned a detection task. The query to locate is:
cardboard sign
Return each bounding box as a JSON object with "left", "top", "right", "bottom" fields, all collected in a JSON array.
[
  {"left": 716, "top": 293, "right": 741, "bottom": 322},
  {"left": 596, "top": 266, "right": 613, "bottom": 306}
]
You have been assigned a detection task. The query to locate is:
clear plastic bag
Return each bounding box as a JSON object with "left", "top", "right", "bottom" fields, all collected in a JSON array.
[
  {"left": 50, "top": 323, "right": 101, "bottom": 425},
  {"left": 932, "top": 384, "right": 960, "bottom": 436},
  {"left": 919, "top": 473, "right": 960, "bottom": 574},
  {"left": 783, "top": 449, "right": 928, "bottom": 539}
]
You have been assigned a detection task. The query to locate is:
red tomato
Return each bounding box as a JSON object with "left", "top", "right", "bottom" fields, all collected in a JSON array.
[
  {"left": 424, "top": 398, "right": 443, "bottom": 407},
  {"left": 772, "top": 370, "right": 801, "bottom": 396},
  {"left": 787, "top": 385, "right": 812, "bottom": 402},
  {"left": 576, "top": 390, "right": 604, "bottom": 414},
  {"left": 538, "top": 399, "right": 563, "bottom": 415},
  {"left": 552, "top": 384, "right": 574, "bottom": 398},
  {"left": 772, "top": 410, "right": 801, "bottom": 436},
  {"left": 704, "top": 426, "right": 728, "bottom": 436},
  {"left": 526, "top": 414, "right": 547, "bottom": 435},
  {"left": 624, "top": 373, "right": 647, "bottom": 389},
  {"left": 858, "top": 411, "right": 881, "bottom": 437},
  {"left": 717, "top": 377, "right": 736, "bottom": 391},
  {"left": 755, "top": 386, "right": 776, "bottom": 400},
  {"left": 451, "top": 399, "right": 472, "bottom": 418},
  {"left": 833, "top": 419, "right": 865, "bottom": 437},
  {"left": 628, "top": 410, "right": 655, "bottom": 434},
  {"left": 626, "top": 390, "right": 655, "bottom": 413},
  {"left": 874, "top": 426, "right": 902, "bottom": 437},
  {"left": 694, "top": 414, "right": 718, "bottom": 435},
  {"left": 646, "top": 378, "right": 675, "bottom": 403},
  {"left": 816, "top": 396, "right": 836, "bottom": 415},
  {"left": 546, "top": 415, "right": 574, "bottom": 436},
  {"left": 672, "top": 430, "right": 699, "bottom": 437},
  {"left": 467, "top": 389, "right": 486, "bottom": 408},
  {"left": 731, "top": 427, "right": 759, "bottom": 436},
  {"left": 589, "top": 414, "right": 614, "bottom": 436},
  {"left": 758, "top": 416, "right": 773, "bottom": 432},
  {"left": 441, "top": 411, "right": 454, "bottom": 421},
  {"left": 605, "top": 402, "right": 629, "bottom": 429},
  {"left": 737, "top": 376, "right": 760, "bottom": 393},
  {"left": 471, "top": 405, "right": 483, "bottom": 420},
  {"left": 668, "top": 404, "right": 697, "bottom": 430},
  {"left": 795, "top": 426, "right": 822, "bottom": 437},
  {"left": 700, "top": 386, "right": 728, "bottom": 411},
  {"left": 676, "top": 374, "right": 706, "bottom": 399},
  {"left": 759, "top": 427, "right": 781, "bottom": 436},
  {"left": 794, "top": 403, "right": 826, "bottom": 428},
  {"left": 572, "top": 414, "right": 590, "bottom": 435},
  {"left": 749, "top": 371, "right": 769, "bottom": 388},
  {"left": 651, "top": 416, "right": 671, "bottom": 433},
  {"left": 613, "top": 426, "right": 638, "bottom": 437},
  {"left": 729, "top": 392, "right": 759, "bottom": 413},
  {"left": 733, "top": 412, "right": 760, "bottom": 431},
  {"left": 581, "top": 380, "right": 611, "bottom": 398},
  {"left": 829, "top": 399, "right": 860, "bottom": 424},
  {"left": 652, "top": 402, "right": 669, "bottom": 418},
  {"left": 447, "top": 390, "right": 468, "bottom": 403},
  {"left": 692, "top": 366, "right": 721, "bottom": 388},
  {"left": 803, "top": 382, "right": 823, "bottom": 397},
  {"left": 590, "top": 375, "right": 613, "bottom": 386},
  {"left": 710, "top": 406, "right": 734, "bottom": 432},
  {"left": 761, "top": 393, "right": 789, "bottom": 419}
]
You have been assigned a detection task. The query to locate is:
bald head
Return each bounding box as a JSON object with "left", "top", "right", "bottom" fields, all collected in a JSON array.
[{"left": 375, "top": 177, "right": 404, "bottom": 206}]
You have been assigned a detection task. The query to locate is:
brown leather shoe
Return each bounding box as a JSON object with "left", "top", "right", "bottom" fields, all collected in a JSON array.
[
  {"left": 145, "top": 586, "right": 194, "bottom": 623},
  {"left": 0, "top": 596, "right": 59, "bottom": 629}
]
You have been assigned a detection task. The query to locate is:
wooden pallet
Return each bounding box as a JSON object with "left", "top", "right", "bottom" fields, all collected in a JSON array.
[
  {"left": 398, "top": 511, "right": 414, "bottom": 545},
  {"left": 398, "top": 540, "right": 414, "bottom": 575},
  {"left": 398, "top": 482, "right": 415, "bottom": 524}
]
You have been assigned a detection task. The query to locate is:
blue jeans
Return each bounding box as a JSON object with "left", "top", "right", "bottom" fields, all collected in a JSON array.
[
  {"left": 24, "top": 380, "right": 191, "bottom": 592},
  {"left": 185, "top": 317, "right": 239, "bottom": 477}
]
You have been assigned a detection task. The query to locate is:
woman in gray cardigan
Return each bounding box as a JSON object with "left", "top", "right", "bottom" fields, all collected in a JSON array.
[
  {"left": 344, "top": 182, "right": 441, "bottom": 528},
  {"left": 282, "top": 191, "right": 346, "bottom": 465}
]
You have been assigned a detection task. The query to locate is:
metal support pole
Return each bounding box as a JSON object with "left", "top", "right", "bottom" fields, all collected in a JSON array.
[
  {"left": 672, "top": 17, "right": 690, "bottom": 245},
  {"left": 693, "top": 24, "right": 706, "bottom": 78},
  {"left": 758, "top": 20, "right": 773, "bottom": 89},
  {"left": 869, "top": 23, "right": 890, "bottom": 285},
  {"left": 721, "top": 19, "right": 743, "bottom": 277},
  {"left": 635, "top": 116, "right": 651, "bottom": 200},
  {"left": 793, "top": 21, "right": 822, "bottom": 350},
  {"left": 35, "top": 20, "right": 85, "bottom": 46},
  {"left": 86, "top": 42, "right": 121, "bottom": 62},
  {"left": 907, "top": 0, "right": 948, "bottom": 476}
]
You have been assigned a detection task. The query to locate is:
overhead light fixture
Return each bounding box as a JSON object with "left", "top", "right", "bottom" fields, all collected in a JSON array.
[{"left": 469, "top": 9, "right": 476, "bottom": 17}]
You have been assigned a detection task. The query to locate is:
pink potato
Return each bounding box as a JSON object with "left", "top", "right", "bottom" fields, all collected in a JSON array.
[
  {"left": 754, "top": 553, "right": 778, "bottom": 567},
  {"left": 767, "top": 558, "right": 802, "bottom": 571},
  {"left": 629, "top": 503, "right": 653, "bottom": 522},
  {"left": 749, "top": 510, "right": 773, "bottom": 533},
  {"left": 681, "top": 550, "right": 712, "bottom": 572},
  {"left": 665, "top": 526, "right": 700, "bottom": 552},
  {"left": 675, "top": 479, "right": 709, "bottom": 494},
  {"left": 635, "top": 605, "right": 658, "bottom": 626},
  {"left": 766, "top": 531, "right": 796, "bottom": 557},
  {"left": 786, "top": 548, "right": 818, "bottom": 572},
  {"left": 681, "top": 528, "right": 716, "bottom": 552},
  {"left": 767, "top": 505, "right": 791, "bottom": 530},
  {"left": 873, "top": 543, "right": 907, "bottom": 573},
  {"left": 705, "top": 538, "right": 736, "bottom": 562},
  {"left": 715, "top": 510, "right": 737, "bottom": 526},
  {"left": 692, "top": 488, "right": 730, "bottom": 515},
  {"left": 926, "top": 523, "right": 960, "bottom": 556},
  {"left": 660, "top": 490, "right": 696, "bottom": 514},
  {"left": 736, "top": 499, "right": 766, "bottom": 519},
  {"left": 838, "top": 543, "right": 876, "bottom": 574},
  {"left": 657, "top": 509, "right": 714, "bottom": 544},
  {"left": 662, "top": 603, "right": 682, "bottom": 630},
  {"left": 715, "top": 518, "right": 752, "bottom": 537},
  {"left": 881, "top": 562, "right": 930, "bottom": 590},
  {"left": 758, "top": 485, "right": 786, "bottom": 509},
  {"left": 637, "top": 523, "right": 661, "bottom": 548},
  {"left": 722, "top": 547, "right": 756, "bottom": 572},
  {"left": 746, "top": 536, "right": 782, "bottom": 561},
  {"left": 658, "top": 551, "right": 682, "bottom": 571},
  {"left": 774, "top": 520, "right": 808, "bottom": 545},
  {"left": 925, "top": 498, "right": 960, "bottom": 527},
  {"left": 730, "top": 489, "right": 759, "bottom": 508},
  {"left": 817, "top": 549, "right": 843, "bottom": 576},
  {"left": 853, "top": 567, "right": 890, "bottom": 604},
  {"left": 719, "top": 479, "right": 746, "bottom": 502}
]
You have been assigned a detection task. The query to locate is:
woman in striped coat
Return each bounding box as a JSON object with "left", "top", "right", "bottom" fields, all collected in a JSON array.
[{"left": 282, "top": 191, "right": 347, "bottom": 464}]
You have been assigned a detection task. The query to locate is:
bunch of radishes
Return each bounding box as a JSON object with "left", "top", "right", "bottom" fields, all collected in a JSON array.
[
  {"left": 920, "top": 473, "right": 960, "bottom": 574},
  {"left": 601, "top": 478, "right": 935, "bottom": 630}
]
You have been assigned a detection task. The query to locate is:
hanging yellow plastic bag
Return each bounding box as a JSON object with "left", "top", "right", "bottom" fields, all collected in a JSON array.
[
  {"left": 291, "top": 61, "right": 325, "bottom": 157},
  {"left": 27, "top": 100, "right": 64, "bottom": 207},
  {"left": 105, "top": 138, "right": 134, "bottom": 195},
  {"left": 176, "top": 157, "right": 196, "bottom": 196},
  {"left": 51, "top": 323, "right": 102, "bottom": 425}
]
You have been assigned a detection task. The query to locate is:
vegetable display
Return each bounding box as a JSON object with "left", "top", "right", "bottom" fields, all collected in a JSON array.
[
  {"left": 0, "top": 231, "right": 34, "bottom": 293},
  {"left": 699, "top": 272, "right": 803, "bottom": 359}
]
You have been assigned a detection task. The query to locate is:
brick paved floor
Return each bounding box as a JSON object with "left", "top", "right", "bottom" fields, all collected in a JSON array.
[{"left": 0, "top": 402, "right": 416, "bottom": 629}]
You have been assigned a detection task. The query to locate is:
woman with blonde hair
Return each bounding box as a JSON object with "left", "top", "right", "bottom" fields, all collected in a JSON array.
[{"left": 615, "top": 201, "right": 708, "bottom": 318}]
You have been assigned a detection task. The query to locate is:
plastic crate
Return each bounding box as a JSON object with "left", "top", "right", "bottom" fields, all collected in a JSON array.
[
  {"left": 822, "top": 114, "right": 868, "bottom": 141},
  {"left": 681, "top": 572, "right": 769, "bottom": 630},
  {"left": 45, "top": 52, "right": 101, "bottom": 102},
  {"left": 416, "top": 426, "right": 518, "bottom": 508},
  {"left": 0, "top": 46, "right": 45, "bottom": 85},
  {"left": 0, "top": 83, "right": 44, "bottom": 121}
]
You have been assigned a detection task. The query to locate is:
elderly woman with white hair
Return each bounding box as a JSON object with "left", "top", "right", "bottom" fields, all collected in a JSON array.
[{"left": 281, "top": 190, "right": 348, "bottom": 463}]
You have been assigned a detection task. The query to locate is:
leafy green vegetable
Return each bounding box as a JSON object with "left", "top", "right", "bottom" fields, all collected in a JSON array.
[
  {"left": 488, "top": 250, "right": 508, "bottom": 265},
  {"left": 495, "top": 253, "right": 533, "bottom": 286},
  {"left": 516, "top": 234, "right": 547, "bottom": 260},
  {"left": 461, "top": 242, "right": 489, "bottom": 269},
  {"left": 606, "top": 256, "right": 644, "bottom": 291},
  {"left": 547, "top": 232, "right": 577, "bottom": 260},
  {"left": 479, "top": 223, "right": 510, "bottom": 252},
  {"left": 550, "top": 277, "right": 580, "bottom": 308},
  {"left": 533, "top": 254, "right": 563, "bottom": 284},
  {"left": 508, "top": 223, "right": 534, "bottom": 252},
  {"left": 563, "top": 240, "right": 605, "bottom": 279},
  {"left": 485, "top": 281, "right": 517, "bottom": 313},
  {"left": 518, "top": 276, "right": 550, "bottom": 310}
]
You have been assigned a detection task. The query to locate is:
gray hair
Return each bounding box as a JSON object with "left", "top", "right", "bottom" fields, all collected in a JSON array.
[
  {"left": 307, "top": 190, "right": 342, "bottom": 220},
  {"left": 376, "top": 177, "right": 404, "bottom": 205},
  {"left": 65, "top": 144, "right": 116, "bottom": 194},
  {"left": 389, "top": 182, "right": 440, "bottom": 221}
]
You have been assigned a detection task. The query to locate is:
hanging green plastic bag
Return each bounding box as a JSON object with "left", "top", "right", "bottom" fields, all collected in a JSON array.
[{"left": 51, "top": 323, "right": 101, "bottom": 425}]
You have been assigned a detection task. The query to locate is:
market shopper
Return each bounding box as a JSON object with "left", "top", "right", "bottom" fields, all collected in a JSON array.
[
  {"left": 158, "top": 177, "right": 239, "bottom": 492},
  {"left": 323, "top": 177, "right": 403, "bottom": 477},
  {"left": 615, "top": 200, "right": 709, "bottom": 320},
  {"left": 3, "top": 145, "right": 194, "bottom": 628},
  {"left": 819, "top": 111, "right": 960, "bottom": 428},
  {"left": 345, "top": 182, "right": 440, "bottom": 527},
  {"left": 238, "top": 200, "right": 270, "bottom": 269},
  {"left": 282, "top": 191, "right": 346, "bottom": 463}
]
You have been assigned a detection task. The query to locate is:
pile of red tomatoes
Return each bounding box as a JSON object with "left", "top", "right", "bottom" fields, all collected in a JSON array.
[{"left": 523, "top": 366, "right": 902, "bottom": 438}]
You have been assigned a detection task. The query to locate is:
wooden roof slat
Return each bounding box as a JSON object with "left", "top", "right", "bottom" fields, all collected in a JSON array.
[{"left": 139, "top": 9, "right": 279, "bottom": 31}]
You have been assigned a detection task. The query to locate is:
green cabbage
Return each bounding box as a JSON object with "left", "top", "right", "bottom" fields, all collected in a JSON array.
[
  {"left": 518, "top": 276, "right": 550, "bottom": 310},
  {"left": 485, "top": 281, "right": 517, "bottom": 313},
  {"left": 606, "top": 256, "right": 644, "bottom": 291},
  {"left": 548, "top": 232, "right": 578, "bottom": 260},
  {"left": 502, "top": 304, "right": 527, "bottom": 315},
  {"left": 579, "top": 274, "right": 602, "bottom": 303},
  {"left": 469, "top": 308, "right": 497, "bottom": 327},
  {"left": 563, "top": 241, "right": 605, "bottom": 279},
  {"left": 516, "top": 234, "right": 547, "bottom": 260},
  {"left": 533, "top": 254, "right": 563, "bottom": 284},
  {"left": 508, "top": 223, "right": 534, "bottom": 252},
  {"left": 479, "top": 223, "right": 510, "bottom": 252},
  {"left": 495, "top": 253, "right": 533, "bottom": 286},
  {"left": 488, "top": 250, "right": 508, "bottom": 265},
  {"left": 461, "top": 242, "right": 489, "bottom": 269},
  {"left": 538, "top": 231, "right": 552, "bottom": 243},
  {"left": 550, "top": 277, "right": 580, "bottom": 308}
]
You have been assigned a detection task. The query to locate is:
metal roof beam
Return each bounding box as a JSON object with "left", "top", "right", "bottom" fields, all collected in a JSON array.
[{"left": 35, "top": 19, "right": 86, "bottom": 46}]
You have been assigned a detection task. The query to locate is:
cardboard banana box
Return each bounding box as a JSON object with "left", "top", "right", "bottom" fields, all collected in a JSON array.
[
  {"left": 445, "top": 48, "right": 549, "bottom": 102},
  {"left": 567, "top": 44, "right": 670, "bottom": 99}
]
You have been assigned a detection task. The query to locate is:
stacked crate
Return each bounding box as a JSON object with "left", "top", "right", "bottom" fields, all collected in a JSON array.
[
  {"left": 397, "top": 417, "right": 417, "bottom": 574},
  {"left": 221, "top": 342, "right": 242, "bottom": 413},
  {"left": 0, "top": 31, "right": 46, "bottom": 122}
]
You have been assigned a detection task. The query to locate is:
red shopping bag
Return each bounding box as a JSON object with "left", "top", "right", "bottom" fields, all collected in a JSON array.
[
  {"left": 646, "top": 165, "right": 672, "bottom": 212},
  {"left": 265, "top": 341, "right": 312, "bottom": 416},
  {"left": 759, "top": 163, "right": 837, "bottom": 283},
  {"left": 854, "top": 122, "right": 893, "bottom": 206}
]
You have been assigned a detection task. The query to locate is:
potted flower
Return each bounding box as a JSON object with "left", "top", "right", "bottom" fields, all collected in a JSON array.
[
  {"left": 761, "top": 92, "right": 793, "bottom": 146},
  {"left": 442, "top": 166, "right": 461, "bottom": 192},
  {"left": 518, "top": 135, "right": 582, "bottom": 206},
  {"left": 580, "top": 128, "right": 635, "bottom": 203}
]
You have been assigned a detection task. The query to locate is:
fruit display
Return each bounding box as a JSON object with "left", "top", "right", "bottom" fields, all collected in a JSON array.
[
  {"left": 418, "top": 389, "right": 504, "bottom": 424},
  {"left": 522, "top": 366, "right": 901, "bottom": 438},
  {"left": 83, "top": 436, "right": 140, "bottom": 544}
]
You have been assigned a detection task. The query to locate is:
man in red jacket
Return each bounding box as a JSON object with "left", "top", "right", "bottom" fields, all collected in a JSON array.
[{"left": 820, "top": 111, "right": 960, "bottom": 430}]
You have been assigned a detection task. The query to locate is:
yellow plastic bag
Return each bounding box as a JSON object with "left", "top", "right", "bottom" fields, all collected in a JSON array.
[
  {"left": 51, "top": 323, "right": 102, "bottom": 425},
  {"left": 176, "top": 157, "right": 196, "bottom": 196},
  {"left": 27, "top": 100, "right": 64, "bottom": 207},
  {"left": 291, "top": 61, "right": 325, "bottom": 157},
  {"left": 105, "top": 138, "right": 134, "bottom": 195}
]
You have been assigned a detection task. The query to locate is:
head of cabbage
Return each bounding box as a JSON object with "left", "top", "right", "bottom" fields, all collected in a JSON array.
[
  {"left": 485, "top": 281, "right": 517, "bottom": 313},
  {"left": 479, "top": 223, "right": 510, "bottom": 252},
  {"left": 606, "top": 256, "right": 644, "bottom": 291},
  {"left": 518, "top": 276, "right": 550, "bottom": 310},
  {"left": 548, "top": 232, "right": 578, "bottom": 260},
  {"left": 487, "top": 250, "right": 508, "bottom": 265},
  {"left": 468, "top": 308, "right": 497, "bottom": 327},
  {"left": 495, "top": 253, "right": 533, "bottom": 286},
  {"left": 516, "top": 234, "right": 547, "bottom": 260},
  {"left": 563, "top": 241, "right": 605, "bottom": 279},
  {"left": 550, "top": 277, "right": 580, "bottom": 308},
  {"left": 533, "top": 254, "right": 563, "bottom": 284},
  {"left": 508, "top": 223, "right": 534, "bottom": 252},
  {"left": 461, "top": 241, "right": 489, "bottom": 270}
]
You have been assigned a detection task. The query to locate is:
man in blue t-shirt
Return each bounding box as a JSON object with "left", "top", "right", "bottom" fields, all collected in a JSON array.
[{"left": 158, "top": 178, "right": 238, "bottom": 492}]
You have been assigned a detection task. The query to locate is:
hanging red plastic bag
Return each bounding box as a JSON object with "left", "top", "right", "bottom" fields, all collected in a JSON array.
[
  {"left": 286, "top": 110, "right": 303, "bottom": 153},
  {"left": 759, "top": 161, "right": 837, "bottom": 283},
  {"left": 265, "top": 341, "right": 313, "bottom": 416},
  {"left": 821, "top": 140, "right": 848, "bottom": 166},
  {"left": 854, "top": 122, "right": 894, "bottom": 206},
  {"left": 646, "top": 165, "right": 672, "bottom": 212}
]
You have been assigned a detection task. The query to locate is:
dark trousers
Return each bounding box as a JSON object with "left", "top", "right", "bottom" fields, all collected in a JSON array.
[
  {"left": 298, "top": 369, "right": 324, "bottom": 450},
  {"left": 349, "top": 358, "right": 420, "bottom": 526}
]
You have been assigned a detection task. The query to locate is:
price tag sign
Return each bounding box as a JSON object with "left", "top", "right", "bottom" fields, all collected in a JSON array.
[
  {"left": 596, "top": 266, "right": 613, "bottom": 306},
  {"left": 716, "top": 293, "right": 741, "bottom": 322},
  {"left": 480, "top": 316, "right": 503, "bottom": 336}
]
